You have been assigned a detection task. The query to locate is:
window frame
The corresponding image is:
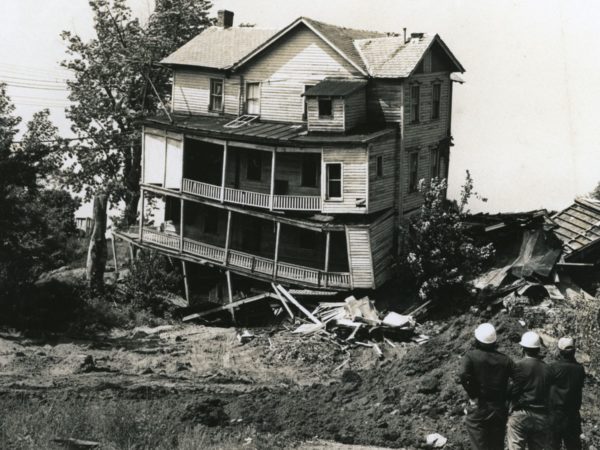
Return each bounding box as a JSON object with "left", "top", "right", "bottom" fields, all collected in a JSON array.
[
  {"left": 246, "top": 150, "right": 262, "bottom": 181},
  {"left": 408, "top": 151, "right": 419, "bottom": 193},
  {"left": 318, "top": 97, "right": 333, "bottom": 118},
  {"left": 431, "top": 83, "right": 441, "bottom": 120},
  {"left": 410, "top": 84, "right": 420, "bottom": 124},
  {"left": 324, "top": 162, "right": 343, "bottom": 201},
  {"left": 209, "top": 78, "right": 224, "bottom": 112},
  {"left": 245, "top": 81, "right": 261, "bottom": 115}
]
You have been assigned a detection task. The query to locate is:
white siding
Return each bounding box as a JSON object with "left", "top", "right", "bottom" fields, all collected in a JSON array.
[
  {"left": 306, "top": 97, "right": 345, "bottom": 132},
  {"left": 172, "top": 70, "right": 241, "bottom": 116},
  {"left": 346, "top": 227, "right": 374, "bottom": 288},
  {"left": 322, "top": 146, "right": 368, "bottom": 214}
]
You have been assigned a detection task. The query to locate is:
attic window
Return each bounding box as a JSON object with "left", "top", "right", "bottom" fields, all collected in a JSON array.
[{"left": 318, "top": 98, "right": 333, "bottom": 118}]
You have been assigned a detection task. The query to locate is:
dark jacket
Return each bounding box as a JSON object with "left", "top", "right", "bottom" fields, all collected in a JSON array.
[
  {"left": 459, "top": 346, "right": 514, "bottom": 408},
  {"left": 509, "top": 356, "right": 553, "bottom": 411},
  {"left": 549, "top": 353, "right": 585, "bottom": 413}
]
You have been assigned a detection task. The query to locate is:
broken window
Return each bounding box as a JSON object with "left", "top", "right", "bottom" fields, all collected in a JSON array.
[
  {"left": 246, "top": 82, "right": 260, "bottom": 115},
  {"left": 301, "top": 154, "right": 320, "bottom": 187},
  {"left": 209, "top": 78, "right": 223, "bottom": 112},
  {"left": 318, "top": 98, "right": 333, "bottom": 118},
  {"left": 246, "top": 150, "right": 262, "bottom": 181},
  {"left": 432, "top": 83, "right": 441, "bottom": 120},
  {"left": 410, "top": 85, "right": 420, "bottom": 123},
  {"left": 408, "top": 151, "right": 419, "bottom": 193},
  {"left": 325, "top": 163, "right": 342, "bottom": 200}
]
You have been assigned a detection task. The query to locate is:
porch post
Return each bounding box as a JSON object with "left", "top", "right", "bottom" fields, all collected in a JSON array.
[
  {"left": 273, "top": 221, "right": 281, "bottom": 278},
  {"left": 324, "top": 231, "right": 331, "bottom": 287},
  {"left": 269, "top": 148, "right": 276, "bottom": 211},
  {"left": 138, "top": 188, "right": 144, "bottom": 241},
  {"left": 182, "top": 260, "right": 190, "bottom": 305},
  {"left": 220, "top": 141, "right": 228, "bottom": 203},
  {"left": 179, "top": 198, "right": 185, "bottom": 252},
  {"left": 225, "top": 270, "right": 236, "bottom": 322},
  {"left": 224, "top": 210, "right": 232, "bottom": 264}
]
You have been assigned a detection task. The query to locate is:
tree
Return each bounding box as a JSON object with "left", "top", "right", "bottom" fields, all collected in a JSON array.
[
  {"left": 402, "top": 174, "right": 494, "bottom": 301},
  {"left": 60, "top": 0, "right": 213, "bottom": 225}
]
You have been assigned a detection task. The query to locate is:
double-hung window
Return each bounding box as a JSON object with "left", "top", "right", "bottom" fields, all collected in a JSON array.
[
  {"left": 430, "top": 147, "right": 440, "bottom": 179},
  {"left": 246, "top": 82, "right": 260, "bottom": 115},
  {"left": 376, "top": 155, "right": 383, "bottom": 178},
  {"left": 325, "top": 163, "right": 342, "bottom": 200},
  {"left": 432, "top": 84, "right": 441, "bottom": 120},
  {"left": 410, "top": 85, "right": 420, "bottom": 123},
  {"left": 209, "top": 78, "right": 223, "bottom": 112},
  {"left": 408, "top": 151, "right": 419, "bottom": 193}
]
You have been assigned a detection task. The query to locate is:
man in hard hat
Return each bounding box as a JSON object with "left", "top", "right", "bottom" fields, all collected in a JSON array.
[
  {"left": 549, "top": 337, "right": 585, "bottom": 450},
  {"left": 507, "top": 331, "right": 554, "bottom": 450},
  {"left": 459, "top": 323, "right": 514, "bottom": 450}
]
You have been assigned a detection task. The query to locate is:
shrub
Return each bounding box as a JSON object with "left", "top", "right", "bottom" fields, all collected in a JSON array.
[
  {"left": 121, "top": 250, "right": 183, "bottom": 316},
  {"left": 402, "top": 174, "right": 494, "bottom": 301}
]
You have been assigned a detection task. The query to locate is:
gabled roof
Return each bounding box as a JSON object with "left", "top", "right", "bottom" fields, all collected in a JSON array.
[
  {"left": 355, "top": 34, "right": 465, "bottom": 77},
  {"left": 161, "top": 17, "right": 464, "bottom": 77},
  {"left": 303, "top": 79, "right": 367, "bottom": 97},
  {"left": 161, "top": 26, "right": 277, "bottom": 69}
]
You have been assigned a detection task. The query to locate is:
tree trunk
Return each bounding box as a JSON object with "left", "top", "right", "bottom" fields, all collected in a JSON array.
[
  {"left": 86, "top": 194, "right": 108, "bottom": 293},
  {"left": 123, "top": 189, "right": 140, "bottom": 227}
]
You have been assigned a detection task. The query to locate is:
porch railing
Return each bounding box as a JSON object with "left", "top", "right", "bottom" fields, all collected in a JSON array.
[
  {"left": 273, "top": 195, "right": 321, "bottom": 211},
  {"left": 181, "top": 178, "right": 321, "bottom": 211},
  {"left": 183, "top": 238, "right": 225, "bottom": 263},
  {"left": 141, "top": 228, "right": 180, "bottom": 250},
  {"left": 182, "top": 179, "right": 221, "bottom": 201}
]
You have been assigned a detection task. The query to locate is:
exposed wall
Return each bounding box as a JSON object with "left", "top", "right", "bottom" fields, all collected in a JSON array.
[
  {"left": 345, "top": 227, "right": 374, "bottom": 288},
  {"left": 322, "top": 146, "right": 368, "bottom": 214},
  {"left": 344, "top": 89, "right": 367, "bottom": 130},
  {"left": 172, "top": 70, "right": 241, "bottom": 116},
  {"left": 369, "top": 213, "right": 395, "bottom": 287},
  {"left": 306, "top": 97, "right": 345, "bottom": 132}
]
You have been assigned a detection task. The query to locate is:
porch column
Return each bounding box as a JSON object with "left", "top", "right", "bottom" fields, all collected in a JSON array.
[
  {"left": 138, "top": 188, "right": 144, "bottom": 241},
  {"left": 182, "top": 261, "right": 190, "bottom": 305},
  {"left": 324, "top": 231, "right": 331, "bottom": 287},
  {"left": 224, "top": 210, "right": 232, "bottom": 264},
  {"left": 273, "top": 221, "right": 281, "bottom": 278},
  {"left": 220, "top": 141, "right": 228, "bottom": 203},
  {"left": 269, "top": 148, "right": 276, "bottom": 211},
  {"left": 179, "top": 198, "right": 185, "bottom": 252},
  {"left": 225, "top": 270, "right": 236, "bottom": 322}
]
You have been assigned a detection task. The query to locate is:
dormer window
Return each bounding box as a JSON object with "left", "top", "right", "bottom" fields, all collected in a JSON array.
[
  {"left": 318, "top": 98, "right": 333, "bottom": 118},
  {"left": 209, "top": 78, "right": 223, "bottom": 112}
]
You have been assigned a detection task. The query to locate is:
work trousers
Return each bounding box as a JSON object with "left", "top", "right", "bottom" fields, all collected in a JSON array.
[
  {"left": 465, "top": 405, "right": 507, "bottom": 450},
  {"left": 550, "top": 410, "right": 582, "bottom": 450},
  {"left": 507, "top": 409, "right": 551, "bottom": 450}
]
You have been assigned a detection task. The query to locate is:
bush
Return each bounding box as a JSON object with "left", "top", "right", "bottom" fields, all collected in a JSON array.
[
  {"left": 122, "top": 250, "right": 183, "bottom": 316},
  {"left": 402, "top": 174, "right": 494, "bottom": 301}
]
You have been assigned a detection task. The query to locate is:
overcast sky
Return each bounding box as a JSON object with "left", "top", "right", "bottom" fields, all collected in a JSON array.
[{"left": 1, "top": 0, "right": 599, "bottom": 214}]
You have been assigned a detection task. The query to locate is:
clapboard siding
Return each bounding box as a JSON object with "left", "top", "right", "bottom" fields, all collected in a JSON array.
[
  {"left": 368, "top": 134, "right": 397, "bottom": 213},
  {"left": 367, "top": 79, "right": 403, "bottom": 123},
  {"left": 370, "top": 213, "right": 395, "bottom": 286},
  {"left": 322, "top": 146, "right": 367, "bottom": 214},
  {"left": 173, "top": 70, "right": 241, "bottom": 116},
  {"left": 401, "top": 72, "right": 452, "bottom": 211},
  {"left": 344, "top": 89, "right": 366, "bottom": 130},
  {"left": 307, "top": 97, "right": 345, "bottom": 132},
  {"left": 346, "top": 227, "right": 374, "bottom": 288},
  {"left": 240, "top": 24, "right": 363, "bottom": 123}
]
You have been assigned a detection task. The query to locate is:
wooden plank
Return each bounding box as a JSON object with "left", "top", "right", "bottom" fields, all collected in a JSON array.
[
  {"left": 225, "top": 270, "right": 235, "bottom": 322},
  {"left": 271, "top": 282, "right": 294, "bottom": 319},
  {"left": 224, "top": 210, "right": 232, "bottom": 263},
  {"left": 139, "top": 188, "right": 144, "bottom": 240},
  {"left": 111, "top": 236, "right": 119, "bottom": 279},
  {"left": 220, "top": 142, "right": 228, "bottom": 203},
  {"left": 273, "top": 221, "right": 281, "bottom": 277},
  {"left": 269, "top": 149, "right": 276, "bottom": 210},
  {"left": 182, "top": 293, "right": 272, "bottom": 321},
  {"left": 275, "top": 284, "right": 321, "bottom": 325}
]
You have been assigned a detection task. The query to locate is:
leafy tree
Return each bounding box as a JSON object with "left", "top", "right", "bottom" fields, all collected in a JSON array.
[
  {"left": 60, "top": 0, "right": 213, "bottom": 225},
  {"left": 403, "top": 174, "right": 494, "bottom": 301}
]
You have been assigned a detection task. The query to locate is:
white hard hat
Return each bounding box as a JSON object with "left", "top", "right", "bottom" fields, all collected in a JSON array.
[
  {"left": 474, "top": 323, "right": 497, "bottom": 344},
  {"left": 558, "top": 337, "right": 575, "bottom": 351},
  {"left": 520, "top": 331, "right": 541, "bottom": 349}
]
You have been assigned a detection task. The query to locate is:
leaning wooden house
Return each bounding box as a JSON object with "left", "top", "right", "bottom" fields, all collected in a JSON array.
[{"left": 115, "top": 10, "right": 465, "bottom": 295}]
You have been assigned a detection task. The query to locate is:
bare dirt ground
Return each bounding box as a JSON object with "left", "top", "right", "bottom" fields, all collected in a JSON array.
[{"left": 1, "top": 297, "right": 599, "bottom": 449}]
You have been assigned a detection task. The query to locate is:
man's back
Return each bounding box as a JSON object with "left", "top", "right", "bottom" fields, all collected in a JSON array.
[
  {"left": 460, "top": 347, "right": 513, "bottom": 405},
  {"left": 550, "top": 355, "right": 585, "bottom": 412},
  {"left": 510, "top": 356, "right": 553, "bottom": 410}
]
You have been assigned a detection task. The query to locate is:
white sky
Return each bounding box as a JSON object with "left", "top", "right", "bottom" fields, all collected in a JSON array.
[{"left": 1, "top": 0, "right": 599, "bottom": 214}]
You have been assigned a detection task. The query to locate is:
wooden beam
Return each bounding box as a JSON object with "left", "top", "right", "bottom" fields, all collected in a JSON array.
[
  {"left": 111, "top": 236, "right": 119, "bottom": 281},
  {"left": 275, "top": 284, "right": 322, "bottom": 325},
  {"left": 139, "top": 188, "right": 145, "bottom": 240},
  {"left": 182, "top": 293, "right": 275, "bottom": 321},
  {"left": 269, "top": 148, "right": 276, "bottom": 211},
  {"left": 273, "top": 221, "right": 281, "bottom": 278},
  {"left": 224, "top": 210, "right": 232, "bottom": 264},
  {"left": 182, "top": 260, "right": 190, "bottom": 305},
  {"left": 179, "top": 198, "right": 185, "bottom": 252},
  {"left": 226, "top": 270, "right": 235, "bottom": 322},
  {"left": 220, "top": 141, "right": 228, "bottom": 203},
  {"left": 271, "top": 282, "right": 294, "bottom": 319},
  {"left": 324, "top": 231, "right": 331, "bottom": 272}
]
